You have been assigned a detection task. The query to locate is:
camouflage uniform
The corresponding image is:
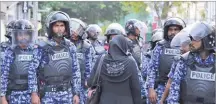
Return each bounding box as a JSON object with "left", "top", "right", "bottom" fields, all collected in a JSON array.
[{"left": 35, "top": 39, "right": 81, "bottom": 104}]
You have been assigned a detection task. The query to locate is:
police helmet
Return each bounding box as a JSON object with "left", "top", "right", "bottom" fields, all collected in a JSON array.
[
  {"left": 86, "top": 24, "right": 102, "bottom": 40},
  {"left": 46, "top": 11, "right": 70, "bottom": 39},
  {"left": 163, "top": 17, "right": 186, "bottom": 41}
]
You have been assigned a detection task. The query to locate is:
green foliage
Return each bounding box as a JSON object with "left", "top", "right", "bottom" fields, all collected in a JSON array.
[
  {"left": 121, "top": 1, "right": 148, "bottom": 13},
  {"left": 38, "top": 1, "right": 150, "bottom": 35},
  {"left": 154, "top": 1, "right": 192, "bottom": 19},
  {"left": 39, "top": 1, "right": 150, "bottom": 23},
  {"left": 200, "top": 9, "right": 206, "bottom": 20}
]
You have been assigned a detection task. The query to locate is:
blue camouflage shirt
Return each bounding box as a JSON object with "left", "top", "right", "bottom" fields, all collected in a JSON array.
[
  {"left": 85, "top": 45, "right": 94, "bottom": 79},
  {"left": 146, "top": 44, "right": 163, "bottom": 88},
  {"left": 167, "top": 59, "right": 179, "bottom": 79},
  {"left": 1, "top": 45, "right": 37, "bottom": 96},
  {"left": 141, "top": 53, "right": 151, "bottom": 78},
  {"left": 0, "top": 41, "right": 11, "bottom": 61},
  {"left": 167, "top": 52, "right": 215, "bottom": 103},
  {"left": 33, "top": 38, "right": 81, "bottom": 95}
]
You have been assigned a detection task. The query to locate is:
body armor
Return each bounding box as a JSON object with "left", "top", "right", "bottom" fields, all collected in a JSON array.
[
  {"left": 75, "top": 39, "right": 91, "bottom": 86},
  {"left": 42, "top": 44, "right": 72, "bottom": 85},
  {"left": 157, "top": 40, "right": 181, "bottom": 84},
  {"left": 130, "top": 39, "right": 142, "bottom": 68},
  {"left": 92, "top": 40, "right": 105, "bottom": 55},
  {"left": 180, "top": 53, "right": 215, "bottom": 104},
  {"left": 8, "top": 47, "right": 33, "bottom": 90}
]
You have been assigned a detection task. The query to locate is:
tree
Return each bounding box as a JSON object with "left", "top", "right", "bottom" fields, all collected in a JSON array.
[
  {"left": 39, "top": 1, "right": 129, "bottom": 24},
  {"left": 38, "top": 1, "right": 150, "bottom": 34},
  {"left": 153, "top": 1, "right": 192, "bottom": 27}
]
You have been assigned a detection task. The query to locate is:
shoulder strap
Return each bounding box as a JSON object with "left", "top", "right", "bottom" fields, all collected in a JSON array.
[{"left": 92, "top": 54, "right": 106, "bottom": 85}]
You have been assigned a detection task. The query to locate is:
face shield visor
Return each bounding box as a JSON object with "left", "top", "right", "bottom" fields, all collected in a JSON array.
[
  {"left": 86, "top": 25, "right": 102, "bottom": 39},
  {"left": 12, "top": 29, "right": 34, "bottom": 47},
  {"left": 171, "top": 28, "right": 191, "bottom": 48},
  {"left": 70, "top": 20, "right": 86, "bottom": 38},
  {"left": 189, "top": 22, "right": 212, "bottom": 41}
]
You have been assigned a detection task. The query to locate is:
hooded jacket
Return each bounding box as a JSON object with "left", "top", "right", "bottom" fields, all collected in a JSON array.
[{"left": 88, "top": 35, "right": 142, "bottom": 104}]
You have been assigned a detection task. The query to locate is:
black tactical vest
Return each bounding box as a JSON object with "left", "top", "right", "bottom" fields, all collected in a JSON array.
[
  {"left": 8, "top": 47, "right": 33, "bottom": 90},
  {"left": 76, "top": 41, "right": 89, "bottom": 86},
  {"left": 131, "top": 40, "right": 142, "bottom": 68},
  {"left": 180, "top": 54, "right": 215, "bottom": 104},
  {"left": 157, "top": 40, "right": 181, "bottom": 84},
  {"left": 42, "top": 44, "right": 72, "bottom": 85},
  {"left": 92, "top": 40, "right": 105, "bottom": 55}
]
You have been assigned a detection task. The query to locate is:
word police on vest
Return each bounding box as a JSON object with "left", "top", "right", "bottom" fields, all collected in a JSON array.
[
  {"left": 52, "top": 52, "right": 70, "bottom": 61},
  {"left": 18, "top": 55, "right": 33, "bottom": 61},
  {"left": 190, "top": 71, "right": 215, "bottom": 81},
  {"left": 164, "top": 48, "right": 181, "bottom": 55}
]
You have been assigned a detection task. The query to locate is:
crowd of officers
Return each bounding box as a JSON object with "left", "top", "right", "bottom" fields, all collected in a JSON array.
[{"left": 0, "top": 11, "right": 215, "bottom": 104}]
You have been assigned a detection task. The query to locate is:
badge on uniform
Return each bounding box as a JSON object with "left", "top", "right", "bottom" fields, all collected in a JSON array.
[
  {"left": 164, "top": 48, "right": 181, "bottom": 55},
  {"left": 190, "top": 71, "right": 215, "bottom": 81},
  {"left": 18, "top": 55, "right": 33, "bottom": 61},
  {"left": 52, "top": 52, "right": 69, "bottom": 61}
]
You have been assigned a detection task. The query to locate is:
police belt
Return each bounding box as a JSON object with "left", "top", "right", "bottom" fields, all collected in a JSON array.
[
  {"left": 12, "top": 75, "right": 28, "bottom": 79},
  {"left": 9, "top": 83, "right": 28, "bottom": 91},
  {"left": 45, "top": 76, "right": 71, "bottom": 85},
  {"left": 182, "top": 95, "right": 215, "bottom": 104},
  {"left": 44, "top": 84, "right": 70, "bottom": 92},
  {"left": 9, "top": 75, "right": 28, "bottom": 91}
]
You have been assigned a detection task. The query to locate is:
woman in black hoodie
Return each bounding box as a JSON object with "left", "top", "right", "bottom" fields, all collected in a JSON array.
[{"left": 87, "top": 35, "right": 142, "bottom": 104}]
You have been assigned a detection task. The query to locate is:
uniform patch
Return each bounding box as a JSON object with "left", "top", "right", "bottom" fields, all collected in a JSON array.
[
  {"left": 52, "top": 52, "right": 69, "bottom": 60},
  {"left": 77, "top": 53, "right": 84, "bottom": 59},
  {"left": 164, "top": 48, "right": 181, "bottom": 55},
  {"left": 190, "top": 71, "right": 215, "bottom": 81},
  {"left": 18, "top": 55, "right": 33, "bottom": 61}
]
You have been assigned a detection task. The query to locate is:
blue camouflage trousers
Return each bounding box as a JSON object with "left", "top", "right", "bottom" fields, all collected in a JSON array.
[
  {"left": 80, "top": 86, "right": 87, "bottom": 104},
  {"left": 8, "top": 90, "right": 31, "bottom": 104},
  {"left": 41, "top": 88, "right": 73, "bottom": 104},
  {"left": 145, "top": 84, "right": 165, "bottom": 104},
  {"left": 137, "top": 69, "right": 147, "bottom": 98}
]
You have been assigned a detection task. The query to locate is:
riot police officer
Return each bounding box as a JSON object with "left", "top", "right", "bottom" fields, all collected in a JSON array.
[
  {"left": 160, "top": 26, "right": 191, "bottom": 104},
  {"left": 146, "top": 17, "right": 186, "bottom": 104},
  {"left": 105, "top": 23, "right": 126, "bottom": 43},
  {"left": 125, "top": 19, "right": 143, "bottom": 68},
  {"left": 142, "top": 29, "right": 164, "bottom": 83},
  {"left": 0, "top": 20, "right": 16, "bottom": 61},
  {"left": 35, "top": 11, "right": 81, "bottom": 104},
  {"left": 167, "top": 21, "right": 215, "bottom": 104},
  {"left": 1, "top": 19, "right": 40, "bottom": 104},
  {"left": 68, "top": 18, "right": 94, "bottom": 104},
  {"left": 86, "top": 24, "right": 106, "bottom": 65}
]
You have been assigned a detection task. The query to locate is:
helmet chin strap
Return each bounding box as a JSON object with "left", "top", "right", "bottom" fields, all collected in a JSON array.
[{"left": 53, "top": 33, "right": 64, "bottom": 38}]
